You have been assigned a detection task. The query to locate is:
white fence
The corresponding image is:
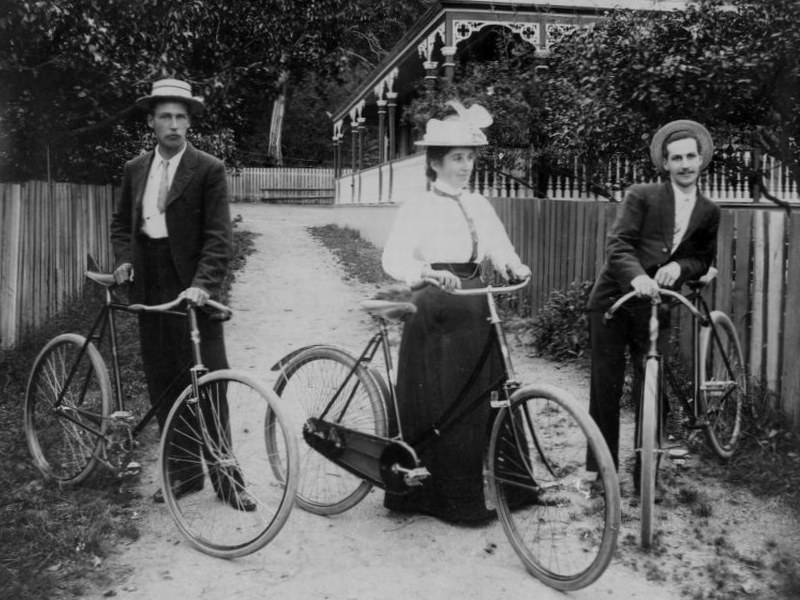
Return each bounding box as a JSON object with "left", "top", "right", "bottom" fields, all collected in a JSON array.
[
  {"left": 339, "top": 151, "right": 800, "bottom": 205},
  {"left": 227, "top": 168, "right": 334, "bottom": 202}
]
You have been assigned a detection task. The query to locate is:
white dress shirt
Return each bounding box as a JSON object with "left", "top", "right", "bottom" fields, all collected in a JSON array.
[
  {"left": 382, "top": 181, "right": 524, "bottom": 286},
  {"left": 141, "top": 144, "right": 187, "bottom": 239},
  {"left": 671, "top": 183, "right": 697, "bottom": 251}
]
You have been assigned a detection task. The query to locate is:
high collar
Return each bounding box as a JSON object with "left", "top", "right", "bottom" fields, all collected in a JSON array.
[
  {"left": 670, "top": 181, "right": 698, "bottom": 203},
  {"left": 433, "top": 180, "right": 466, "bottom": 197}
]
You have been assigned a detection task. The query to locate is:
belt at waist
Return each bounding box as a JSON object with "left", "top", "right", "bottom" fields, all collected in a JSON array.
[
  {"left": 138, "top": 234, "right": 170, "bottom": 247},
  {"left": 430, "top": 262, "right": 481, "bottom": 279}
]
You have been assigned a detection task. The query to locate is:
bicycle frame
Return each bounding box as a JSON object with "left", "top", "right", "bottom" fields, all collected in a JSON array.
[{"left": 49, "top": 277, "right": 209, "bottom": 450}]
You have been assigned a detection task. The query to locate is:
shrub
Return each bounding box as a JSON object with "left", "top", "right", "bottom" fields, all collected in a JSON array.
[{"left": 529, "top": 280, "right": 593, "bottom": 361}]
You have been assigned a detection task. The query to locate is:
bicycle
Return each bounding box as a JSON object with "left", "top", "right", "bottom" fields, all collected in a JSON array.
[
  {"left": 266, "top": 278, "right": 621, "bottom": 591},
  {"left": 24, "top": 271, "right": 299, "bottom": 558},
  {"left": 604, "top": 268, "right": 746, "bottom": 548}
]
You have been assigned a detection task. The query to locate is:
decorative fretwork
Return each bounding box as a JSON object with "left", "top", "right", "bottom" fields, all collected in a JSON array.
[
  {"left": 546, "top": 23, "right": 580, "bottom": 45},
  {"left": 373, "top": 67, "right": 400, "bottom": 100},
  {"left": 417, "top": 23, "right": 446, "bottom": 61},
  {"left": 453, "top": 19, "right": 540, "bottom": 46}
]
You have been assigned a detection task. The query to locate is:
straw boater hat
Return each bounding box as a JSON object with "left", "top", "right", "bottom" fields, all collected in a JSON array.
[
  {"left": 650, "top": 119, "right": 713, "bottom": 172},
  {"left": 135, "top": 78, "right": 205, "bottom": 114},
  {"left": 415, "top": 100, "right": 492, "bottom": 147}
]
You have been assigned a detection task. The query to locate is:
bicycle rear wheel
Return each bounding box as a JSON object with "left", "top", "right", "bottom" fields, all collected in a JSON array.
[
  {"left": 488, "top": 384, "right": 620, "bottom": 591},
  {"left": 24, "top": 334, "right": 112, "bottom": 485},
  {"left": 160, "top": 370, "right": 298, "bottom": 558},
  {"left": 639, "top": 358, "right": 659, "bottom": 548},
  {"left": 699, "top": 311, "right": 745, "bottom": 458},
  {"left": 268, "top": 346, "right": 388, "bottom": 515}
]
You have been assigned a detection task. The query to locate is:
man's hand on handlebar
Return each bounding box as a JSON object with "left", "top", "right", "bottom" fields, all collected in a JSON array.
[
  {"left": 180, "top": 286, "right": 210, "bottom": 307},
  {"left": 113, "top": 263, "right": 133, "bottom": 285},
  {"left": 630, "top": 274, "right": 661, "bottom": 299},
  {"left": 653, "top": 261, "right": 681, "bottom": 288}
]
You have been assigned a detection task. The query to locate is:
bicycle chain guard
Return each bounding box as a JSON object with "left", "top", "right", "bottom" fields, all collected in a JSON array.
[{"left": 303, "top": 417, "right": 429, "bottom": 494}]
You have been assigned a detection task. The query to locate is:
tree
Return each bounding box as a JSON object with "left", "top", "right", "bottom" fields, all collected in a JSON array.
[
  {"left": 543, "top": 0, "right": 800, "bottom": 200},
  {"left": 0, "top": 0, "right": 418, "bottom": 182}
]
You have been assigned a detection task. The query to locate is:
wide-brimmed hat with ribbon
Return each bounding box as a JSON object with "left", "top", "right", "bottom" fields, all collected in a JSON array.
[
  {"left": 415, "top": 100, "right": 492, "bottom": 147},
  {"left": 650, "top": 119, "right": 713, "bottom": 172},
  {"left": 135, "top": 78, "right": 205, "bottom": 114}
]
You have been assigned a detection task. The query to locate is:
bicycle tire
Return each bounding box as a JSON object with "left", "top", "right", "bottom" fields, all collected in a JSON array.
[
  {"left": 699, "top": 311, "right": 745, "bottom": 458},
  {"left": 488, "top": 384, "right": 621, "bottom": 591},
  {"left": 268, "top": 345, "right": 388, "bottom": 515},
  {"left": 160, "top": 370, "right": 298, "bottom": 558},
  {"left": 639, "top": 358, "right": 659, "bottom": 549},
  {"left": 24, "top": 334, "right": 112, "bottom": 485}
]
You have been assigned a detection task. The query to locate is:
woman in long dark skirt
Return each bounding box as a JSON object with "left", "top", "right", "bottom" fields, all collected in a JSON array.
[{"left": 381, "top": 101, "right": 530, "bottom": 524}]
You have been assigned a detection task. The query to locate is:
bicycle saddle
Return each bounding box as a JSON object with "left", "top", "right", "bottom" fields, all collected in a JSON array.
[
  {"left": 86, "top": 271, "right": 116, "bottom": 287},
  {"left": 359, "top": 300, "right": 416, "bottom": 322}
]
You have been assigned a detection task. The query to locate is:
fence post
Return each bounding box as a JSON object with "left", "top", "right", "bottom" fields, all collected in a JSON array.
[{"left": 0, "top": 184, "right": 23, "bottom": 349}]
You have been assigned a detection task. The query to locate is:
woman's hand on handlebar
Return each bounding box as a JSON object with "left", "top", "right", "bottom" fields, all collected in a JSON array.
[
  {"left": 504, "top": 263, "right": 531, "bottom": 283},
  {"left": 421, "top": 267, "right": 461, "bottom": 291}
]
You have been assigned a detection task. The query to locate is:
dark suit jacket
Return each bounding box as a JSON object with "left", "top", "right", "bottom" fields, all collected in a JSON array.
[
  {"left": 110, "top": 143, "right": 232, "bottom": 303},
  {"left": 587, "top": 181, "right": 720, "bottom": 311}
]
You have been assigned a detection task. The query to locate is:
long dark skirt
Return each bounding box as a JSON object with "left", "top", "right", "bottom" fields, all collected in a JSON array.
[{"left": 384, "top": 275, "right": 502, "bottom": 523}]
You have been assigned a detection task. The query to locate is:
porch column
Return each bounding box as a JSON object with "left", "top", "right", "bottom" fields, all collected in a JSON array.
[
  {"left": 358, "top": 117, "right": 366, "bottom": 171},
  {"left": 387, "top": 92, "right": 397, "bottom": 162},
  {"left": 377, "top": 100, "right": 387, "bottom": 164},
  {"left": 442, "top": 46, "right": 457, "bottom": 82},
  {"left": 351, "top": 121, "right": 358, "bottom": 174},
  {"left": 332, "top": 135, "right": 339, "bottom": 178},
  {"left": 424, "top": 61, "right": 439, "bottom": 88}
]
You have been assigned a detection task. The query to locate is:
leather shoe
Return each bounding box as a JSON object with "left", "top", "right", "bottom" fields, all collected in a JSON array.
[
  {"left": 216, "top": 484, "right": 257, "bottom": 512},
  {"left": 153, "top": 478, "right": 204, "bottom": 503},
  {"left": 211, "top": 466, "right": 257, "bottom": 512}
]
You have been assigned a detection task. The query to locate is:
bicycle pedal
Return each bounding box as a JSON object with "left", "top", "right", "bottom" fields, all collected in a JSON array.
[{"left": 120, "top": 461, "right": 142, "bottom": 477}]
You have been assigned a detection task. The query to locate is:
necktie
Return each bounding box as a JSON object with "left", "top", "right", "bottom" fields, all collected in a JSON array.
[
  {"left": 433, "top": 187, "right": 478, "bottom": 262},
  {"left": 157, "top": 160, "right": 169, "bottom": 213}
]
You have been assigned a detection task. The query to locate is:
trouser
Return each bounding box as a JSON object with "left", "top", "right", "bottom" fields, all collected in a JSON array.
[
  {"left": 138, "top": 237, "right": 229, "bottom": 480},
  {"left": 587, "top": 303, "right": 669, "bottom": 472}
]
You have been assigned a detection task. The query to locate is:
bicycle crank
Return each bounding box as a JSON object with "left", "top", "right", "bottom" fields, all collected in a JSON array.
[{"left": 303, "top": 417, "right": 428, "bottom": 494}]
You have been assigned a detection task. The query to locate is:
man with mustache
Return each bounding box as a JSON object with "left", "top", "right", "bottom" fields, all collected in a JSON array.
[
  {"left": 111, "top": 78, "right": 255, "bottom": 511},
  {"left": 585, "top": 120, "right": 720, "bottom": 496}
]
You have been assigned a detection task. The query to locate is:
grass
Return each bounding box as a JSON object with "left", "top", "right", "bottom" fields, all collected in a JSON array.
[
  {"left": 0, "top": 226, "right": 255, "bottom": 600},
  {"left": 307, "top": 224, "right": 393, "bottom": 286}
]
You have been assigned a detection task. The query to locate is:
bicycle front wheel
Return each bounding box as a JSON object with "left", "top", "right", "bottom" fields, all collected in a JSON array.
[
  {"left": 268, "top": 346, "right": 388, "bottom": 515},
  {"left": 24, "top": 334, "right": 112, "bottom": 485},
  {"left": 639, "top": 358, "right": 659, "bottom": 549},
  {"left": 488, "top": 385, "right": 620, "bottom": 591},
  {"left": 699, "top": 311, "right": 745, "bottom": 458},
  {"left": 160, "top": 370, "right": 298, "bottom": 559}
]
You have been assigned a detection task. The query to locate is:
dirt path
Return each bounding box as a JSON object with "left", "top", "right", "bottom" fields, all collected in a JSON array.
[{"left": 88, "top": 204, "right": 795, "bottom": 600}]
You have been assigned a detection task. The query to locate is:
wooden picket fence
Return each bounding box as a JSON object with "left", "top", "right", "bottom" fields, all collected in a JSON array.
[
  {"left": 490, "top": 197, "right": 800, "bottom": 429},
  {"left": 227, "top": 168, "right": 334, "bottom": 203},
  {"left": 2, "top": 177, "right": 799, "bottom": 428},
  {"left": 0, "top": 182, "right": 116, "bottom": 348}
]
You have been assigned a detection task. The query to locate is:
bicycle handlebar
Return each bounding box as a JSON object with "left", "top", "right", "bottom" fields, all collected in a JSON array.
[
  {"left": 127, "top": 296, "right": 232, "bottom": 317},
  {"left": 604, "top": 288, "right": 707, "bottom": 325},
  {"left": 422, "top": 277, "right": 530, "bottom": 296}
]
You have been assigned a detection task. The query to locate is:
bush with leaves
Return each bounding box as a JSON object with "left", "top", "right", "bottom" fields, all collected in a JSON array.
[{"left": 529, "top": 280, "right": 593, "bottom": 361}]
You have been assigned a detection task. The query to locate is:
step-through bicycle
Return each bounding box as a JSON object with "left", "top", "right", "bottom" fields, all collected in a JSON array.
[
  {"left": 24, "top": 271, "right": 299, "bottom": 558},
  {"left": 605, "top": 269, "right": 746, "bottom": 548},
  {"left": 266, "top": 278, "right": 621, "bottom": 591}
]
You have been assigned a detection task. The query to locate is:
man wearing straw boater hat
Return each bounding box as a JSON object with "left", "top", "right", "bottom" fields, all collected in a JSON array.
[
  {"left": 585, "top": 120, "right": 720, "bottom": 495},
  {"left": 110, "top": 78, "right": 255, "bottom": 511}
]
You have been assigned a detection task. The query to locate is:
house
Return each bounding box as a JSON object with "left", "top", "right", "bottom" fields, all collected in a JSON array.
[{"left": 330, "top": 0, "right": 692, "bottom": 207}]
